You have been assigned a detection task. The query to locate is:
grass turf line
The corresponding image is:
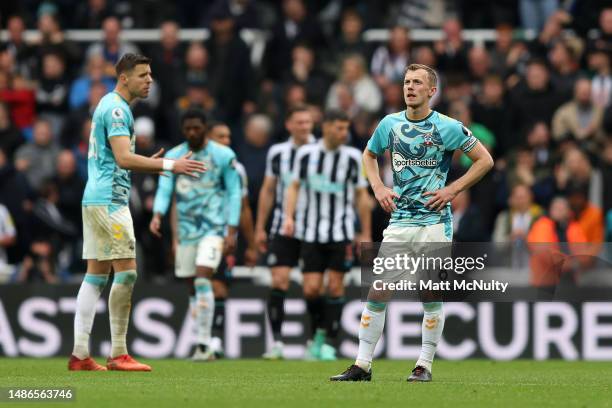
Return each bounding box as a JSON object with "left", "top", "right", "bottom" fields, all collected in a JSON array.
[{"left": 1, "top": 358, "right": 611, "bottom": 408}]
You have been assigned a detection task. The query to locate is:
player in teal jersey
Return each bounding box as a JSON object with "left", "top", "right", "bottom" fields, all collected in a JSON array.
[
  {"left": 69, "top": 54, "right": 205, "bottom": 372},
  {"left": 149, "top": 109, "right": 242, "bottom": 361},
  {"left": 331, "top": 64, "right": 494, "bottom": 382}
]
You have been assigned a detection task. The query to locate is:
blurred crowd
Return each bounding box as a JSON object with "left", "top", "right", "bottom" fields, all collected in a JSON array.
[{"left": 0, "top": 0, "right": 612, "bottom": 283}]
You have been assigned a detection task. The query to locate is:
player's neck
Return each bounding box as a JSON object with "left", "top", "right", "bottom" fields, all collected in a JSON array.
[
  {"left": 321, "top": 137, "right": 339, "bottom": 151},
  {"left": 405, "top": 105, "right": 432, "bottom": 121},
  {"left": 114, "top": 86, "right": 134, "bottom": 104}
]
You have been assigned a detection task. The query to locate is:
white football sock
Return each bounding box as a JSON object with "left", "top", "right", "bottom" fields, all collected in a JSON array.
[
  {"left": 109, "top": 270, "right": 137, "bottom": 358},
  {"left": 355, "top": 302, "right": 386, "bottom": 371},
  {"left": 416, "top": 302, "right": 445, "bottom": 372},
  {"left": 73, "top": 274, "right": 109, "bottom": 359},
  {"left": 195, "top": 277, "right": 215, "bottom": 347}
]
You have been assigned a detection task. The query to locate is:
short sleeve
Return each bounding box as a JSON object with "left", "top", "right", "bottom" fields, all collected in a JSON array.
[
  {"left": 445, "top": 121, "right": 478, "bottom": 153},
  {"left": 366, "top": 116, "right": 392, "bottom": 155},
  {"left": 104, "top": 106, "right": 131, "bottom": 138},
  {"left": 264, "top": 146, "right": 280, "bottom": 177}
]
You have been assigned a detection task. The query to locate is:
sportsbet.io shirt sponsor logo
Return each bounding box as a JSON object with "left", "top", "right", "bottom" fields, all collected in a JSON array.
[{"left": 392, "top": 152, "right": 438, "bottom": 172}]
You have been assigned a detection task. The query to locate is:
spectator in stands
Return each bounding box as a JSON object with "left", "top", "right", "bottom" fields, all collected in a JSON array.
[
  {"left": 587, "top": 8, "right": 612, "bottom": 58},
  {"left": 207, "top": 0, "right": 262, "bottom": 30},
  {"left": 173, "top": 78, "right": 223, "bottom": 143},
  {"left": 380, "top": 81, "right": 404, "bottom": 115},
  {"left": 205, "top": 7, "right": 256, "bottom": 121},
  {"left": 33, "top": 5, "right": 82, "bottom": 79},
  {"left": 54, "top": 150, "right": 85, "bottom": 230},
  {"left": 72, "top": 118, "right": 91, "bottom": 180},
  {"left": 283, "top": 43, "right": 331, "bottom": 106},
  {"left": 326, "top": 54, "right": 382, "bottom": 114},
  {"left": 85, "top": 16, "right": 140, "bottom": 76},
  {"left": 4, "top": 15, "right": 35, "bottom": 79},
  {"left": 263, "top": 0, "right": 326, "bottom": 81},
  {"left": 506, "top": 145, "right": 555, "bottom": 207},
  {"left": 548, "top": 39, "right": 582, "bottom": 100},
  {"left": 489, "top": 24, "right": 514, "bottom": 77},
  {"left": 73, "top": 0, "right": 113, "bottom": 29},
  {"left": 467, "top": 46, "right": 492, "bottom": 91},
  {"left": 602, "top": 139, "right": 612, "bottom": 213},
  {"left": 14, "top": 118, "right": 60, "bottom": 191},
  {"left": 552, "top": 78, "right": 605, "bottom": 153},
  {"left": 0, "top": 203, "right": 17, "bottom": 283},
  {"left": 555, "top": 148, "right": 604, "bottom": 209},
  {"left": 449, "top": 100, "right": 496, "bottom": 168},
  {"left": 63, "top": 81, "right": 106, "bottom": 148},
  {"left": 182, "top": 41, "right": 209, "bottom": 88},
  {"left": 370, "top": 26, "right": 412, "bottom": 89},
  {"left": 36, "top": 52, "right": 70, "bottom": 136},
  {"left": 0, "top": 101, "right": 24, "bottom": 159},
  {"left": 452, "top": 189, "right": 489, "bottom": 242},
  {"left": 149, "top": 21, "right": 186, "bottom": 113},
  {"left": 69, "top": 54, "right": 115, "bottom": 110},
  {"left": 588, "top": 49, "right": 611, "bottom": 108},
  {"left": 434, "top": 18, "right": 468, "bottom": 74},
  {"left": 0, "top": 72, "right": 36, "bottom": 136},
  {"left": 236, "top": 114, "right": 272, "bottom": 210},
  {"left": 526, "top": 121, "right": 554, "bottom": 174},
  {"left": 18, "top": 180, "right": 77, "bottom": 283},
  {"left": 471, "top": 74, "right": 513, "bottom": 157},
  {"left": 509, "top": 58, "right": 565, "bottom": 137},
  {"left": 326, "top": 9, "right": 371, "bottom": 75},
  {"left": 566, "top": 182, "right": 605, "bottom": 245},
  {"left": 527, "top": 196, "right": 588, "bottom": 289},
  {"left": 493, "top": 183, "right": 543, "bottom": 243}
]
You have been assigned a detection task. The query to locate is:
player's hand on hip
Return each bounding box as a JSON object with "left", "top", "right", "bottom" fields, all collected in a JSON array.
[
  {"left": 281, "top": 217, "right": 295, "bottom": 237},
  {"left": 255, "top": 229, "right": 267, "bottom": 254},
  {"left": 172, "top": 151, "right": 207, "bottom": 177},
  {"left": 244, "top": 246, "right": 258, "bottom": 266},
  {"left": 423, "top": 186, "right": 457, "bottom": 212},
  {"left": 373, "top": 184, "right": 399, "bottom": 213},
  {"left": 223, "top": 234, "right": 237, "bottom": 256},
  {"left": 149, "top": 215, "right": 162, "bottom": 237}
]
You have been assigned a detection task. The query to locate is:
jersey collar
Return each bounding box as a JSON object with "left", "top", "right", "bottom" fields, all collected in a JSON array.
[{"left": 404, "top": 109, "right": 435, "bottom": 123}]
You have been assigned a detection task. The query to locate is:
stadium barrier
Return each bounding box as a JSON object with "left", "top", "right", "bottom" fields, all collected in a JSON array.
[{"left": 1, "top": 283, "right": 611, "bottom": 360}]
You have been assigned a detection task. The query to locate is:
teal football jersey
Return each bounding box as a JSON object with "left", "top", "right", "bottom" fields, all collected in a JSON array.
[
  {"left": 82, "top": 91, "right": 134, "bottom": 209},
  {"left": 153, "top": 140, "right": 241, "bottom": 244},
  {"left": 367, "top": 110, "right": 478, "bottom": 227}
]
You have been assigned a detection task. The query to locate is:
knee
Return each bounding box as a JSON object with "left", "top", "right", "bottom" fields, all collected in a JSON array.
[
  {"left": 303, "top": 282, "right": 320, "bottom": 299},
  {"left": 271, "top": 269, "right": 290, "bottom": 290},
  {"left": 327, "top": 278, "right": 345, "bottom": 297}
]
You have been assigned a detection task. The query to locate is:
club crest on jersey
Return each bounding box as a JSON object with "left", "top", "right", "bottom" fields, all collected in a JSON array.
[{"left": 422, "top": 133, "right": 434, "bottom": 147}]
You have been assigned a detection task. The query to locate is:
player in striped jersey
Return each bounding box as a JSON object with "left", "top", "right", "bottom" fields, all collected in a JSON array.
[
  {"left": 331, "top": 64, "right": 493, "bottom": 382},
  {"left": 256, "top": 105, "right": 315, "bottom": 359},
  {"left": 283, "top": 109, "right": 372, "bottom": 360},
  {"left": 206, "top": 121, "right": 257, "bottom": 358}
]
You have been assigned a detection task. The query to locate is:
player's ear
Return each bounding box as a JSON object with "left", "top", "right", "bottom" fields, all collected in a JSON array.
[{"left": 429, "top": 86, "right": 437, "bottom": 97}]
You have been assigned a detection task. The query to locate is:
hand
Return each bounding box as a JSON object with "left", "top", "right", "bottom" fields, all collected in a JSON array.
[
  {"left": 281, "top": 217, "right": 295, "bottom": 237},
  {"left": 223, "top": 234, "right": 237, "bottom": 256},
  {"left": 244, "top": 246, "right": 258, "bottom": 266},
  {"left": 255, "top": 229, "right": 267, "bottom": 253},
  {"left": 171, "top": 151, "right": 206, "bottom": 177},
  {"left": 373, "top": 184, "right": 399, "bottom": 213},
  {"left": 354, "top": 233, "right": 372, "bottom": 258},
  {"left": 149, "top": 215, "right": 162, "bottom": 237},
  {"left": 423, "top": 186, "right": 458, "bottom": 212}
]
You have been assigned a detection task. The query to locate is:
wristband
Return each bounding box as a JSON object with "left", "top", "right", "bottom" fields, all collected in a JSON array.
[{"left": 162, "top": 159, "right": 175, "bottom": 171}]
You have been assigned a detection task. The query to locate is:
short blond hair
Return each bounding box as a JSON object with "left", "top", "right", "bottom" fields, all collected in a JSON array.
[{"left": 404, "top": 63, "right": 438, "bottom": 87}]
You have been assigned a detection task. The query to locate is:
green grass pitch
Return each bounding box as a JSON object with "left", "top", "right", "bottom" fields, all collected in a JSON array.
[{"left": 1, "top": 358, "right": 611, "bottom": 407}]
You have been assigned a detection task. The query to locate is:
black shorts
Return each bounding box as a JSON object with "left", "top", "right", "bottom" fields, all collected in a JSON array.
[
  {"left": 212, "top": 257, "right": 232, "bottom": 283},
  {"left": 300, "top": 241, "right": 353, "bottom": 273},
  {"left": 267, "top": 235, "right": 301, "bottom": 267}
]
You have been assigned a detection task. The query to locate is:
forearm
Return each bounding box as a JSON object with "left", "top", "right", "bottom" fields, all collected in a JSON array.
[
  {"left": 240, "top": 198, "right": 256, "bottom": 248},
  {"left": 117, "top": 152, "right": 165, "bottom": 173},
  {"left": 170, "top": 199, "right": 178, "bottom": 242},
  {"left": 448, "top": 156, "right": 493, "bottom": 194},
  {"left": 356, "top": 190, "right": 372, "bottom": 236},
  {"left": 255, "top": 183, "right": 274, "bottom": 231},
  {"left": 284, "top": 181, "right": 299, "bottom": 221},
  {"left": 363, "top": 151, "right": 384, "bottom": 189}
]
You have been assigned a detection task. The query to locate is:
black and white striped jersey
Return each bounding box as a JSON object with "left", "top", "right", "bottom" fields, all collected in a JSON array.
[
  {"left": 292, "top": 140, "right": 368, "bottom": 243},
  {"left": 265, "top": 135, "right": 315, "bottom": 237},
  {"left": 235, "top": 160, "right": 248, "bottom": 199}
]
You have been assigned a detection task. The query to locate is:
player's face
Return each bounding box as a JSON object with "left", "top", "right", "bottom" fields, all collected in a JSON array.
[
  {"left": 125, "top": 64, "right": 153, "bottom": 99},
  {"left": 182, "top": 118, "right": 206, "bottom": 149},
  {"left": 325, "top": 119, "right": 350, "bottom": 147},
  {"left": 286, "top": 111, "right": 313, "bottom": 142},
  {"left": 209, "top": 125, "right": 231, "bottom": 146},
  {"left": 403, "top": 69, "right": 435, "bottom": 109}
]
